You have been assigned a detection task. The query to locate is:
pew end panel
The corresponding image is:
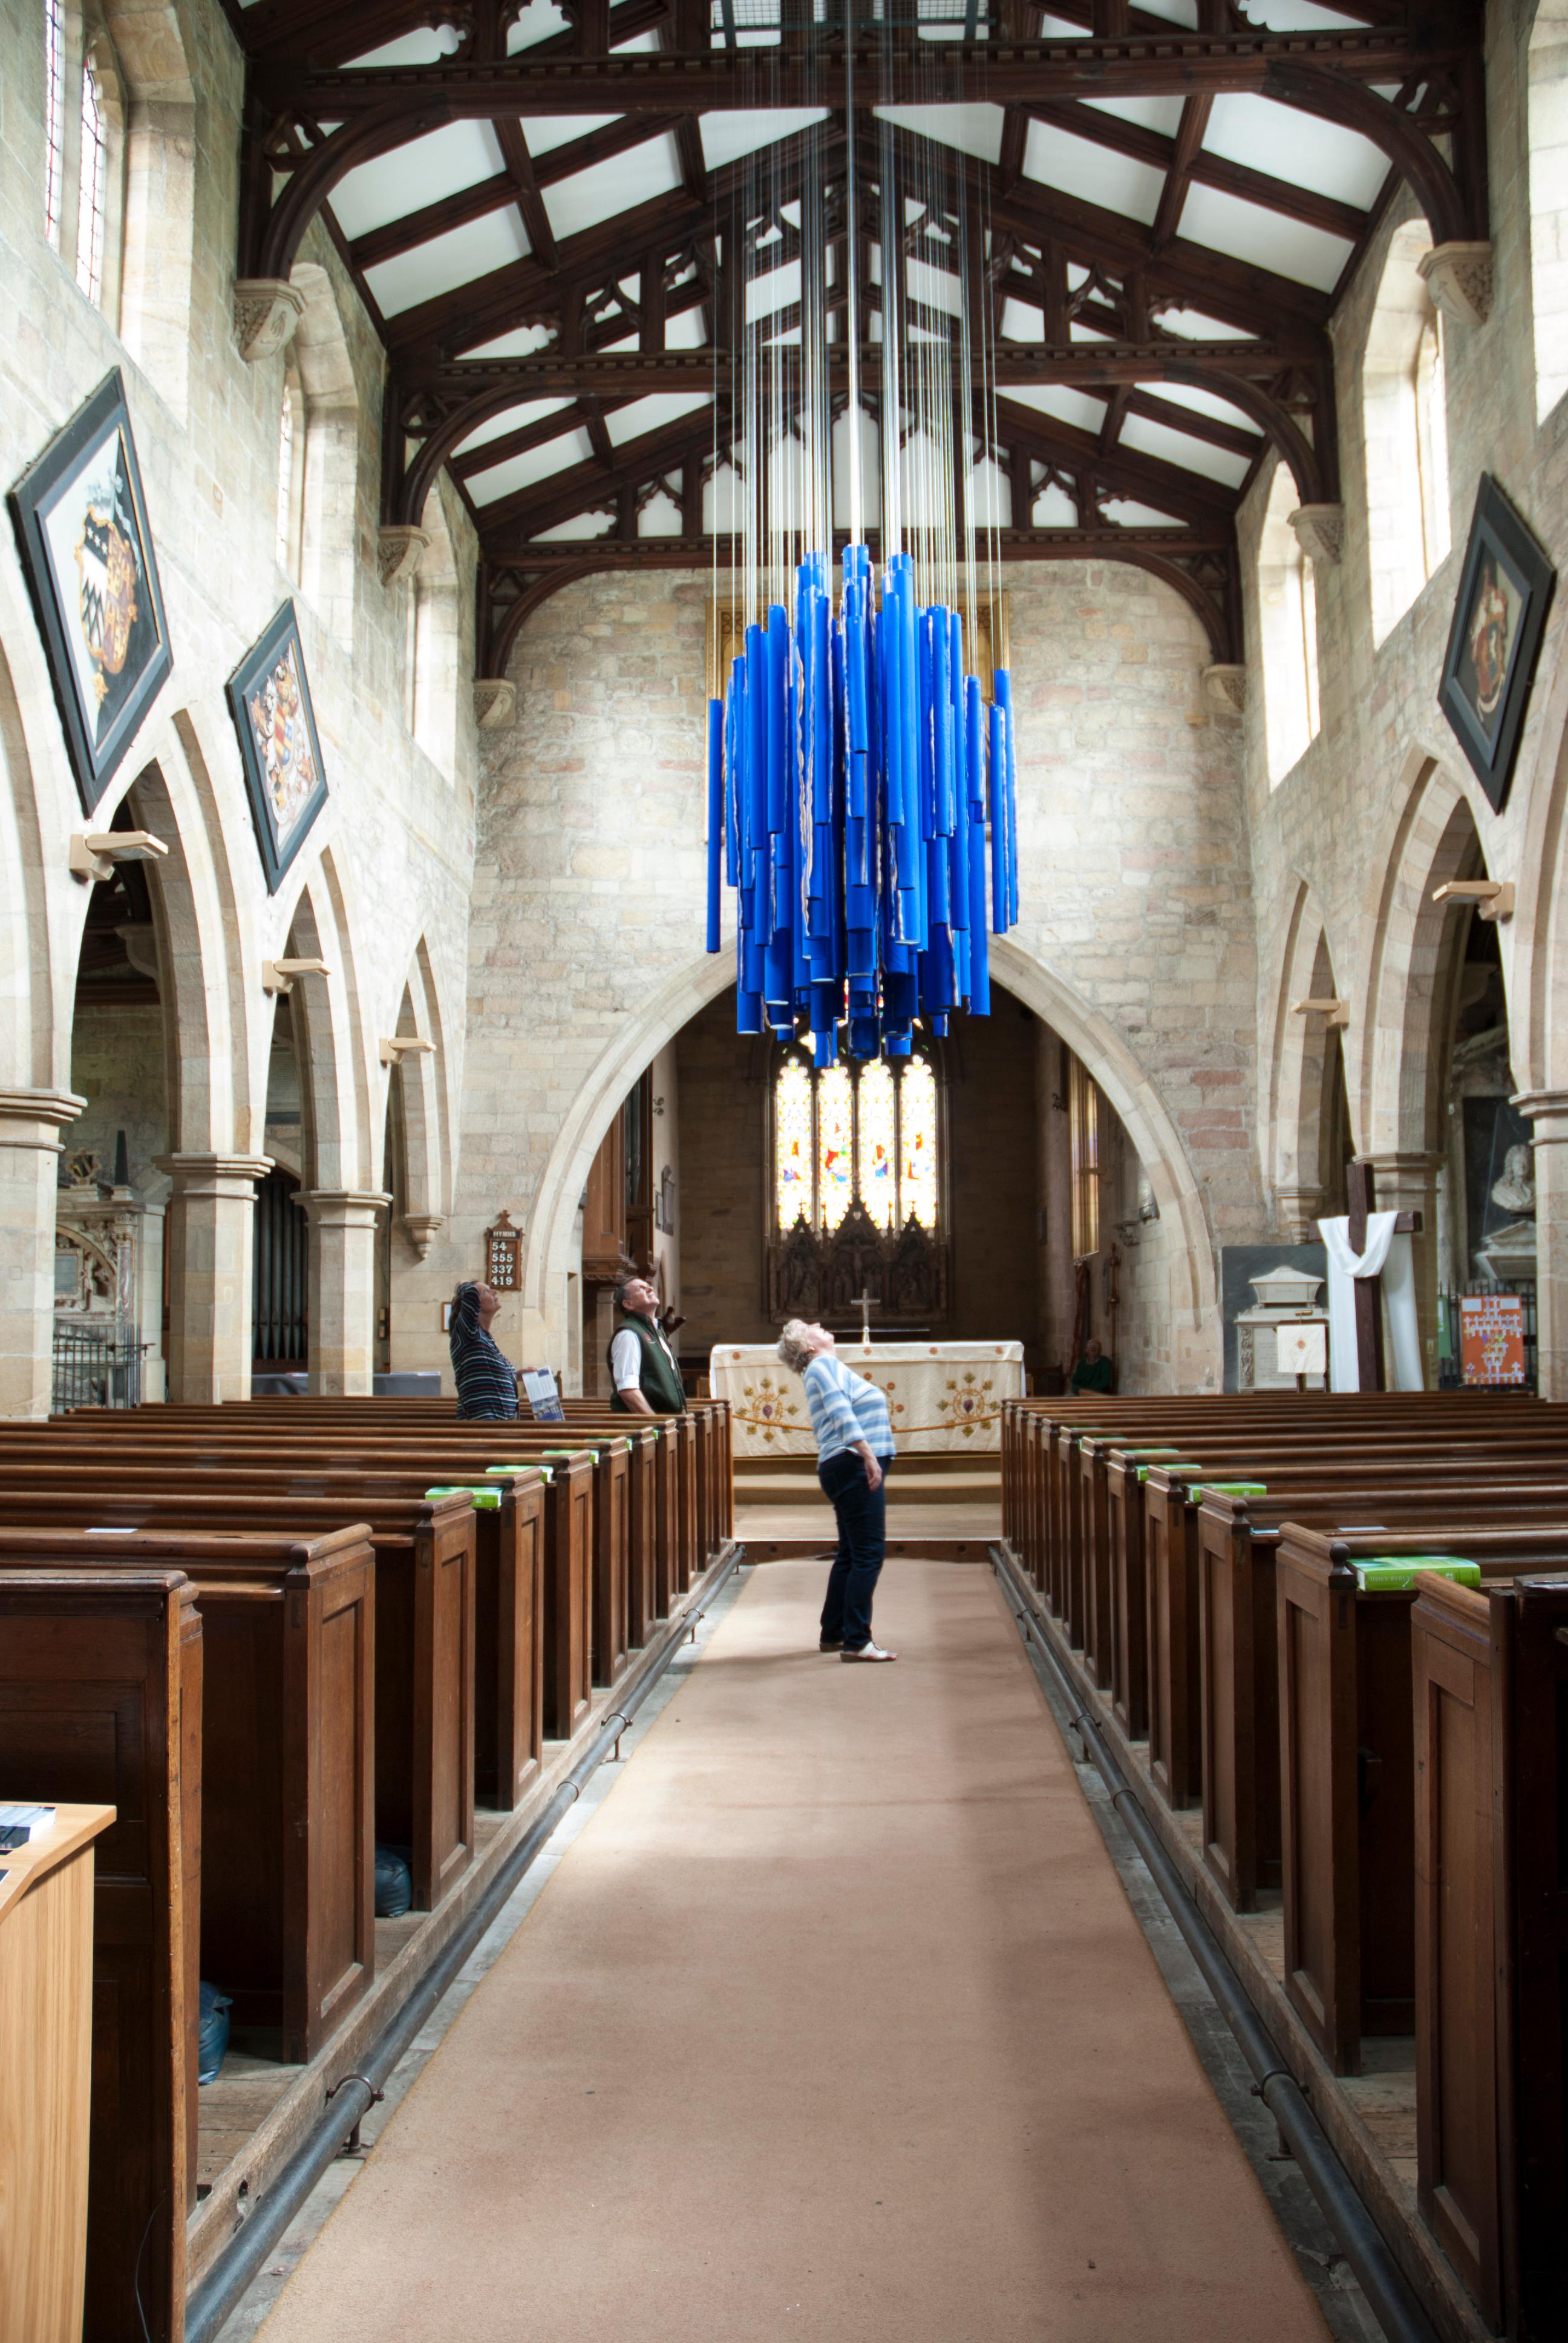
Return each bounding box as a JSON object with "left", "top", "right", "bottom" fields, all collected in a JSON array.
[{"left": 0, "top": 1568, "right": 198, "bottom": 2343}]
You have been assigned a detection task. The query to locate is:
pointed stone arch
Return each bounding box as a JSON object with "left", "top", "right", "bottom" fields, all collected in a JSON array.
[
  {"left": 385, "top": 934, "right": 452, "bottom": 1257},
  {"left": 515, "top": 936, "right": 1221, "bottom": 1376},
  {"left": 1264, "top": 878, "right": 1350, "bottom": 1237}
]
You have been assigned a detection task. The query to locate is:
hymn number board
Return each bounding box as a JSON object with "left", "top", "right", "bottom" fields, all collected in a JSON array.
[{"left": 485, "top": 1210, "right": 520, "bottom": 1291}]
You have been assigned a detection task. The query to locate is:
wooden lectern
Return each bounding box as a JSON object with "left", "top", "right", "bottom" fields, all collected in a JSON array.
[{"left": 0, "top": 1803, "right": 116, "bottom": 2343}]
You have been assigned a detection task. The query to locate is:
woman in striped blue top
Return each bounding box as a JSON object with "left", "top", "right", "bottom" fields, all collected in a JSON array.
[{"left": 777, "top": 1318, "right": 897, "bottom": 1662}]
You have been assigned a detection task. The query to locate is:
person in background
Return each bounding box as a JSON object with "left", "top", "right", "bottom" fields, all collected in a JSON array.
[
  {"left": 609, "top": 1274, "right": 687, "bottom": 1416},
  {"left": 449, "top": 1280, "right": 519, "bottom": 1420},
  {"left": 777, "top": 1317, "right": 897, "bottom": 1662},
  {"left": 1070, "top": 1336, "right": 1114, "bottom": 1395}
]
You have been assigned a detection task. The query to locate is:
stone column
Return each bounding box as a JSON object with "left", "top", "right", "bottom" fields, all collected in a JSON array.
[
  {"left": 1357, "top": 1151, "right": 1444, "bottom": 1386},
  {"left": 1512, "top": 1092, "right": 1568, "bottom": 1396},
  {"left": 154, "top": 1155, "right": 272, "bottom": 1403},
  {"left": 301, "top": 1190, "right": 391, "bottom": 1395},
  {"left": 0, "top": 1089, "right": 85, "bottom": 1418}
]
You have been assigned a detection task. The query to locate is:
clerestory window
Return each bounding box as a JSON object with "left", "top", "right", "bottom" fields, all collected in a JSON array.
[{"left": 773, "top": 1049, "right": 940, "bottom": 1235}]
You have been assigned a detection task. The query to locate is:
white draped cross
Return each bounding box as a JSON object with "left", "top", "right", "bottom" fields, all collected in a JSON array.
[{"left": 1317, "top": 1212, "right": 1424, "bottom": 1391}]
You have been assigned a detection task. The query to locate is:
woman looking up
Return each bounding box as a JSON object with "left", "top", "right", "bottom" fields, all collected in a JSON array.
[
  {"left": 777, "top": 1317, "right": 897, "bottom": 1661},
  {"left": 449, "top": 1280, "right": 520, "bottom": 1420}
]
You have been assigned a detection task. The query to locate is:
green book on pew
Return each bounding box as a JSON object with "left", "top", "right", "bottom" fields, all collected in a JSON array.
[
  {"left": 1354, "top": 1558, "right": 1481, "bottom": 1592},
  {"left": 487, "top": 1463, "right": 553, "bottom": 1482},
  {"left": 1187, "top": 1481, "right": 1268, "bottom": 1500},
  {"left": 425, "top": 1484, "right": 501, "bottom": 1510}
]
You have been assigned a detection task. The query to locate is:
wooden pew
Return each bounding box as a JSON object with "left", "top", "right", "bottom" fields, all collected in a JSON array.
[
  {"left": 1276, "top": 1522, "right": 1568, "bottom": 2077},
  {"left": 0, "top": 1567, "right": 199, "bottom": 2343},
  {"left": 0, "top": 1524, "right": 375, "bottom": 2060},
  {"left": 1412, "top": 1568, "right": 1568, "bottom": 2340},
  {"left": 0, "top": 1481, "right": 475, "bottom": 1914},
  {"left": 8, "top": 1428, "right": 594, "bottom": 1750}
]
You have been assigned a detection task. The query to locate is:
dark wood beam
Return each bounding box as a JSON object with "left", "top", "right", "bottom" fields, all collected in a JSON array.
[
  {"left": 257, "top": 25, "right": 1465, "bottom": 118},
  {"left": 483, "top": 524, "right": 1232, "bottom": 566}
]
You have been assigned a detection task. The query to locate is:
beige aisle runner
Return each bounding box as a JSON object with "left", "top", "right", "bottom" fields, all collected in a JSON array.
[{"left": 258, "top": 1562, "right": 1327, "bottom": 2343}]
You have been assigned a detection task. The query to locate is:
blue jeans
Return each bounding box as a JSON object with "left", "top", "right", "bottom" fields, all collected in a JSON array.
[{"left": 817, "top": 1449, "right": 894, "bottom": 1650}]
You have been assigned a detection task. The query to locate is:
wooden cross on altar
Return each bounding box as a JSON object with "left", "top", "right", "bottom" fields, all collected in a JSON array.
[
  {"left": 852, "top": 1288, "right": 875, "bottom": 1345},
  {"left": 1344, "top": 1162, "right": 1423, "bottom": 1391}
]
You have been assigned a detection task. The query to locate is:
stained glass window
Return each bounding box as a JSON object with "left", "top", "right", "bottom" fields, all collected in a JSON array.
[
  {"left": 900, "top": 1057, "right": 938, "bottom": 1230},
  {"left": 774, "top": 1058, "right": 812, "bottom": 1230},
  {"left": 77, "top": 62, "right": 106, "bottom": 303},
  {"left": 817, "top": 1064, "right": 854, "bottom": 1229},
  {"left": 857, "top": 1060, "right": 896, "bottom": 1228},
  {"left": 772, "top": 1049, "right": 941, "bottom": 1234},
  {"left": 44, "top": 0, "right": 65, "bottom": 247}
]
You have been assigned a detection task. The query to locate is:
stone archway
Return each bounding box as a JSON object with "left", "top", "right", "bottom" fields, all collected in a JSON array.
[
  {"left": 516, "top": 938, "right": 1223, "bottom": 1382},
  {"left": 1264, "top": 879, "right": 1350, "bottom": 1236}
]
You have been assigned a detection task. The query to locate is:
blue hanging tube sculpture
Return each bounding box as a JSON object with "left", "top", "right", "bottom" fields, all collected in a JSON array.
[{"left": 705, "top": 546, "right": 1019, "bottom": 1065}]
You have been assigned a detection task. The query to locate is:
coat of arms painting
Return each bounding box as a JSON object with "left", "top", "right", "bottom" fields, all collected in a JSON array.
[
  {"left": 1439, "top": 473, "right": 1556, "bottom": 813},
  {"left": 226, "top": 602, "right": 328, "bottom": 891},
  {"left": 7, "top": 370, "right": 172, "bottom": 811}
]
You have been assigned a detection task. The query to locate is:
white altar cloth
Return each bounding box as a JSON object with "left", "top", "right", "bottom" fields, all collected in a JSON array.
[{"left": 710, "top": 1340, "right": 1025, "bottom": 1456}]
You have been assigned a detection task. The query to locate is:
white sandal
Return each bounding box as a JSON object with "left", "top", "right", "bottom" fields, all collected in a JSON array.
[{"left": 841, "top": 1642, "right": 898, "bottom": 1662}]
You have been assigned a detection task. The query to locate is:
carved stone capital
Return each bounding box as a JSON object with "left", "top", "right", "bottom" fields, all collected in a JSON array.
[
  {"left": 377, "top": 525, "right": 430, "bottom": 588},
  {"left": 1201, "top": 663, "right": 1246, "bottom": 715},
  {"left": 400, "top": 1212, "right": 445, "bottom": 1260},
  {"left": 1273, "top": 1183, "right": 1324, "bottom": 1243},
  {"left": 233, "top": 278, "right": 306, "bottom": 362},
  {"left": 1289, "top": 503, "right": 1344, "bottom": 568},
  {"left": 474, "top": 677, "right": 517, "bottom": 730},
  {"left": 1417, "top": 240, "right": 1494, "bottom": 330}
]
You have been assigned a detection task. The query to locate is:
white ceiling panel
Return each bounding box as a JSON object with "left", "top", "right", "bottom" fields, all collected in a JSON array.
[
  {"left": 344, "top": 27, "right": 460, "bottom": 66},
  {"left": 699, "top": 109, "right": 828, "bottom": 171},
  {"left": 665, "top": 306, "right": 708, "bottom": 350},
  {"left": 1023, "top": 121, "right": 1163, "bottom": 226},
  {"left": 906, "top": 255, "right": 961, "bottom": 319},
  {"left": 1236, "top": 1, "right": 1364, "bottom": 26},
  {"left": 543, "top": 134, "right": 684, "bottom": 240},
  {"left": 1101, "top": 496, "right": 1184, "bottom": 526},
  {"left": 520, "top": 113, "right": 621, "bottom": 160},
  {"left": 1080, "top": 94, "right": 1185, "bottom": 138},
  {"left": 1177, "top": 182, "right": 1353, "bottom": 293},
  {"left": 998, "top": 384, "right": 1108, "bottom": 436},
  {"left": 456, "top": 398, "right": 573, "bottom": 457},
  {"left": 1031, "top": 481, "right": 1077, "bottom": 526},
  {"left": 507, "top": 0, "right": 570, "bottom": 49},
  {"left": 1152, "top": 304, "right": 1256, "bottom": 341},
  {"left": 330, "top": 120, "right": 506, "bottom": 242},
  {"left": 746, "top": 257, "right": 800, "bottom": 322},
  {"left": 874, "top": 104, "right": 1005, "bottom": 165},
  {"left": 1119, "top": 410, "right": 1251, "bottom": 487},
  {"left": 532, "top": 511, "right": 615, "bottom": 539},
  {"left": 1133, "top": 0, "right": 1198, "bottom": 22},
  {"left": 364, "top": 209, "right": 532, "bottom": 318},
  {"left": 999, "top": 298, "right": 1039, "bottom": 341},
  {"left": 639, "top": 490, "right": 684, "bottom": 537},
  {"left": 458, "top": 321, "right": 555, "bottom": 359},
  {"left": 466, "top": 427, "right": 595, "bottom": 505},
  {"left": 605, "top": 392, "right": 712, "bottom": 447},
  {"left": 1140, "top": 380, "right": 1263, "bottom": 433},
  {"left": 1201, "top": 94, "right": 1388, "bottom": 211}
]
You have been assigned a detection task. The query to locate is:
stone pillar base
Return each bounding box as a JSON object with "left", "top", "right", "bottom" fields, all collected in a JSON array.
[
  {"left": 1512, "top": 1092, "right": 1568, "bottom": 1395},
  {"left": 301, "top": 1190, "right": 391, "bottom": 1394},
  {"left": 1356, "top": 1152, "right": 1443, "bottom": 1388},
  {"left": 0, "top": 1090, "right": 85, "bottom": 1418},
  {"left": 154, "top": 1154, "right": 272, "bottom": 1403}
]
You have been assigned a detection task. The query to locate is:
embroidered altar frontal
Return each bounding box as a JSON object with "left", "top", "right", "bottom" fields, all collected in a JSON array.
[{"left": 711, "top": 1342, "right": 1025, "bottom": 1457}]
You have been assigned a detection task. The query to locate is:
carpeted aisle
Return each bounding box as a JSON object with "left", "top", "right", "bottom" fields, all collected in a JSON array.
[{"left": 256, "top": 1561, "right": 1327, "bottom": 2343}]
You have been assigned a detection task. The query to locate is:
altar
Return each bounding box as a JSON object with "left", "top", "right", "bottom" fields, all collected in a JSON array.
[{"left": 710, "top": 1340, "right": 1025, "bottom": 1457}]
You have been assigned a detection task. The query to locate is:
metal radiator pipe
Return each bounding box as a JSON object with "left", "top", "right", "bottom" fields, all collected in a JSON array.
[
  {"left": 186, "top": 1548, "right": 742, "bottom": 2343},
  {"left": 991, "top": 1544, "right": 1442, "bottom": 2343}
]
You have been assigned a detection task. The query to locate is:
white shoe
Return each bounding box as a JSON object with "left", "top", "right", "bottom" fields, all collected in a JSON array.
[{"left": 841, "top": 1642, "right": 898, "bottom": 1662}]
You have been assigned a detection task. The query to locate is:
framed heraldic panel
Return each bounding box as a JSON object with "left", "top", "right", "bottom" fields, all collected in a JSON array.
[
  {"left": 7, "top": 370, "right": 172, "bottom": 811},
  {"left": 226, "top": 601, "right": 328, "bottom": 891},
  {"left": 1438, "top": 473, "right": 1555, "bottom": 812}
]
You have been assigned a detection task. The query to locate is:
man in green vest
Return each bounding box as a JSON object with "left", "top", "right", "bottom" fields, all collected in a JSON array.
[{"left": 608, "top": 1274, "right": 687, "bottom": 1415}]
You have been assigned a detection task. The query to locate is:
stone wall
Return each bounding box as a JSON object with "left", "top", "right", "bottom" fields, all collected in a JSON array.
[
  {"left": 0, "top": 0, "right": 479, "bottom": 1404},
  {"left": 450, "top": 559, "right": 1261, "bottom": 1389},
  {"left": 1234, "top": 0, "right": 1568, "bottom": 1389}
]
